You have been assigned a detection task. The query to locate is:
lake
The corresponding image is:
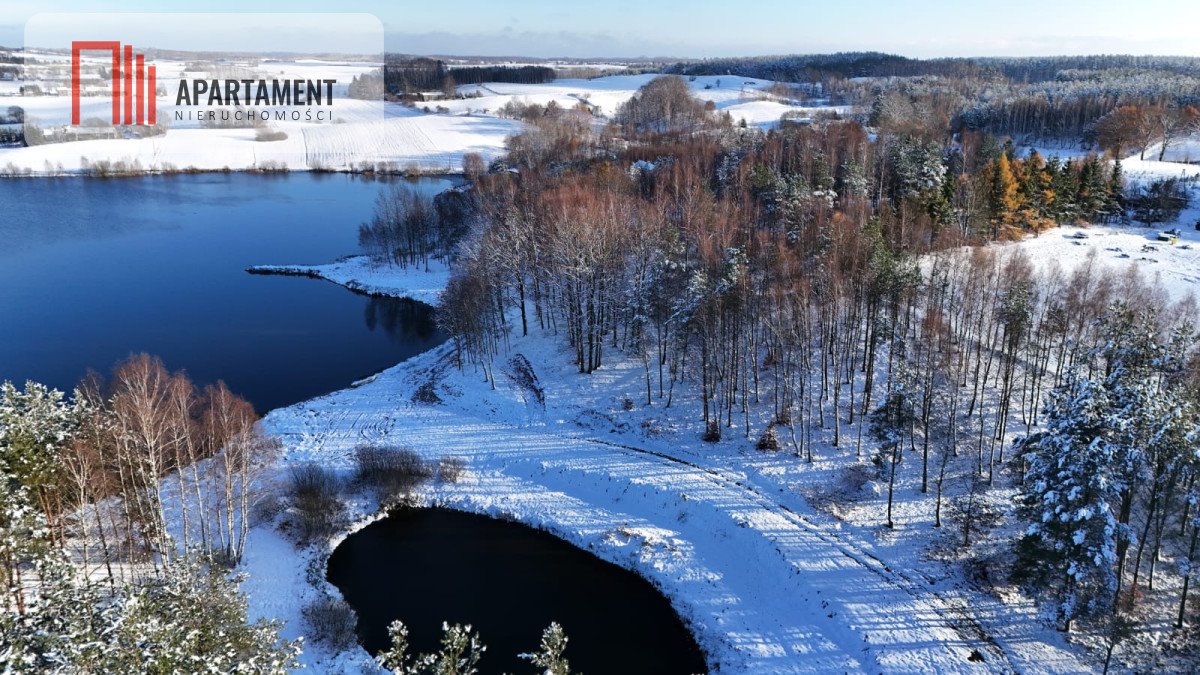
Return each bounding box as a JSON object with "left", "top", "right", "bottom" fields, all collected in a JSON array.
[
  {"left": 0, "top": 172, "right": 448, "bottom": 412},
  {"left": 327, "top": 507, "right": 708, "bottom": 674}
]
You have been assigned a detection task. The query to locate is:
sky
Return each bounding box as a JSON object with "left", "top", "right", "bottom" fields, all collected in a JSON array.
[{"left": 1, "top": 0, "right": 1198, "bottom": 59}]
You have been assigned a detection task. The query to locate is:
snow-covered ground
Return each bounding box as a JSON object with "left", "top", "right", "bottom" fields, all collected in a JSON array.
[
  {"left": 1016, "top": 142, "right": 1200, "bottom": 178},
  {"left": 0, "top": 113, "right": 519, "bottom": 174},
  {"left": 448, "top": 74, "right": 847, "bottom": 128},
  {"left": 1153, "top": 135, "right": 1200, "bottom": 165},
  {"left": 3, "top": 51, "right": 518, "bottom": 174},
  {"left": 1121, "top": 154, "right": 1200, "bottom": 183},
  {"left": 238, "top": 251, "right": 1103, "bottom": 673},
  {"left": 10, "top": 52, "right": 392, "bottom": 137},
  {"left": 247, "top": 256, "right": 450, "bottom": 305},
  {"left": 301, "top": 116, "right": 518, "bottom": 173},
  {"left": 0, "top": 70, "right": 847, "bottom": 174},
  {"left": 1001, "top": 146, "right": 1200, "bottom": 305},
  {"left": 996, "top": 222, "right": 1200, "bottom": 304}
]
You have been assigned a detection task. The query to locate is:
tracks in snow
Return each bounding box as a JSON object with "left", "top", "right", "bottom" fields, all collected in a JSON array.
[
  {"left": 270, "top": 360, "right": 1030, "bottom": 671},
  {"left": 568, "top": 434, "right": 1017, "bottom": 672}
]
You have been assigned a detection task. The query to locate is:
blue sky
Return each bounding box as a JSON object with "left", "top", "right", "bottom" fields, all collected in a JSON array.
[{"left": 2, "top": 0, "right": 1198, "bottom": 58}]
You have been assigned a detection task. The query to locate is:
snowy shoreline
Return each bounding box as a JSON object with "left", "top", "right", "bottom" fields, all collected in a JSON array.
[
  {"left": 0, "top": 166, "right": 470, "bottom": 179},
  {"left": 246, "top": 251, "right": 1091, "bottom": 673},
  {"left": 247, "top": 256, "right": 450, "bottom": 305}
]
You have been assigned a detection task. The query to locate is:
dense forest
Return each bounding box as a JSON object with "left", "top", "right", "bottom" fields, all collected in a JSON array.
[
  {"left": 670, "top": 52, "right": 1200, "bottom": 85},
  {"left": 377, "top": 57, "right": 555, "bottom": 98},
  {"left": 671, "top": 53, "right": 1200, "bottom": 143},
  {"left": 423, "top": 74, "right": 1200, "bottom": 667},
  {"left": 668, "top": 51, "right": 991, "bottom": 80}
]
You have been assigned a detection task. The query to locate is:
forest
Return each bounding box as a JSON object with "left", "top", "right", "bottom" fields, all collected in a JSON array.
[
  {"left": 427, "top": 74, "right": 1200, "bottom": 666},
  {"left": 671, "top": 53, "right": 1200, "bottom": 145},
  {"left": 377, "top": 57, "right": 555, "bottom": 98}
]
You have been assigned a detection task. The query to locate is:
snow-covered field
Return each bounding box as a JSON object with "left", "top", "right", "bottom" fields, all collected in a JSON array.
[
  {"left": 1, "top": 66, "right": 847, "bottom": 174},
  {"left": 1155, "top": 135, "right": 1200, "bottom": 165},
  {"left": 3, "top": 50, "right": 521, "bottom": 174},
  {"left": 1122, "top": 154, "right": 1200, "bottom": 183},
  {"left": 449, "top": 74, "right": 846, "bottom": 128},
  {"left": 0, "top": 110, "right": 520, "bottom": 175},
  {"left": 997, "top": 222, "right": 1200, "bottom": 304}
]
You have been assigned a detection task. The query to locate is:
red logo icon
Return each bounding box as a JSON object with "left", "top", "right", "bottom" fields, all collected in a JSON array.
[{"left": 71, "top": 41, "right": 156, "bottom": 126}]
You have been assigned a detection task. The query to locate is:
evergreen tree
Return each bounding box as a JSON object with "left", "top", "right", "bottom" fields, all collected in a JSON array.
[
  {"left": 378, "top": 621, "right": 486, "bottom": 675},
  {"left": 1017, "top": 305, "right": 1195, "bottom": 629},
  {"left": 0, "top": 466, "right": 52, "bottom": 618},
  {"left": 1179, "top": 458, "right": 1200, "bottom": 629},
  {"left": 1105, "top": 160, "right": 1125, "bottom": 221},
  {"left": 378, "top": 621, "right": 416, "bottom": 675},
  {"left": 1075, "top": 155, "right": 1111, "bottom": 221},
  {"left": 1048, "top": 156, "right": 1079, "bottom": 223},
  {"left": 870, "top": 372, "right": 917, "bottom": 529},
  {"left": 521, "top": 622, "right": 573, "bottom": 675},
  {"left": 2, "top": 550, "right": 300, "bottom": 673},
  {"left": 1016, "top": 372, "right": 1119, "bottom": 631},
  {"left": 0, "top": 381, "right": 76, "bottom": 535}
]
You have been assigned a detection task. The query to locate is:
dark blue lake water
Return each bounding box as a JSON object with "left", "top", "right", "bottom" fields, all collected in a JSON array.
[{"left": 0, "top": 172, "right": 448, "bottom": 412}]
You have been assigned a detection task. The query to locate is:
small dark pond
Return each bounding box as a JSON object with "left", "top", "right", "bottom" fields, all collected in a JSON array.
[{"left": 327, "top": 507, "right": 708, "bottom": 674}]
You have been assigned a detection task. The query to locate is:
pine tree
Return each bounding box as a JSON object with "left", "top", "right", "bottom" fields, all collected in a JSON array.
[
  {"left": 1048, "top": 156, "right": 1079, "bottom": 223},
  {"left": 112, "top": 558, "right": 300, "bottom": 674},
  {"left": 1105, "top": 160, "right": 1125, "bottom": 221},
  {"left": 428, "top": 623, "right": 486, "bottom": 675},
  {"left": 870, "top": 371, "right": 917, "bottom": 529},
  {"left": 2, "top": 549, "right": 300, "bottom": 673},
  {"left": 1094, "top": 306, "right": 1187, "bottom": 605},
  {"left": 0, "top": 466, "right": 51, "bottom": 617},
  {"left": 1017, "top": 304, "right": 1195, "bottom": 628},
  {"left": 1179, "top": 465, "right": 1200, "bottom": 629},
  {"left": 378, "top": 620, "right": 416, "bottom": 674},
  {"left": 521, "top": 622, "right": 573, "bottom": 675},
  {"left": 1016, "top": 371, "right": 1119, "bottom": 631},
  {"left": 0, "top": 381, "right": 76, "bottom": 539},
  {"left": 378, "top": 621, "right": 486, "bottom": 675},
  {"left": 1076, "top": 155, "right": 1111, "bottom": 221}
]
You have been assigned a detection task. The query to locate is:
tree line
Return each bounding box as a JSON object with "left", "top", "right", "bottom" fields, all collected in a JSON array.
[
  {"left": 381, "top": 57, "right": 555, "bottom": 98},
  {"left": 686, "top": 54, "right": 1200, "bottom": 146},
  {"left": 358, "top": 183, "right": 475, "bottom": 269}
]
